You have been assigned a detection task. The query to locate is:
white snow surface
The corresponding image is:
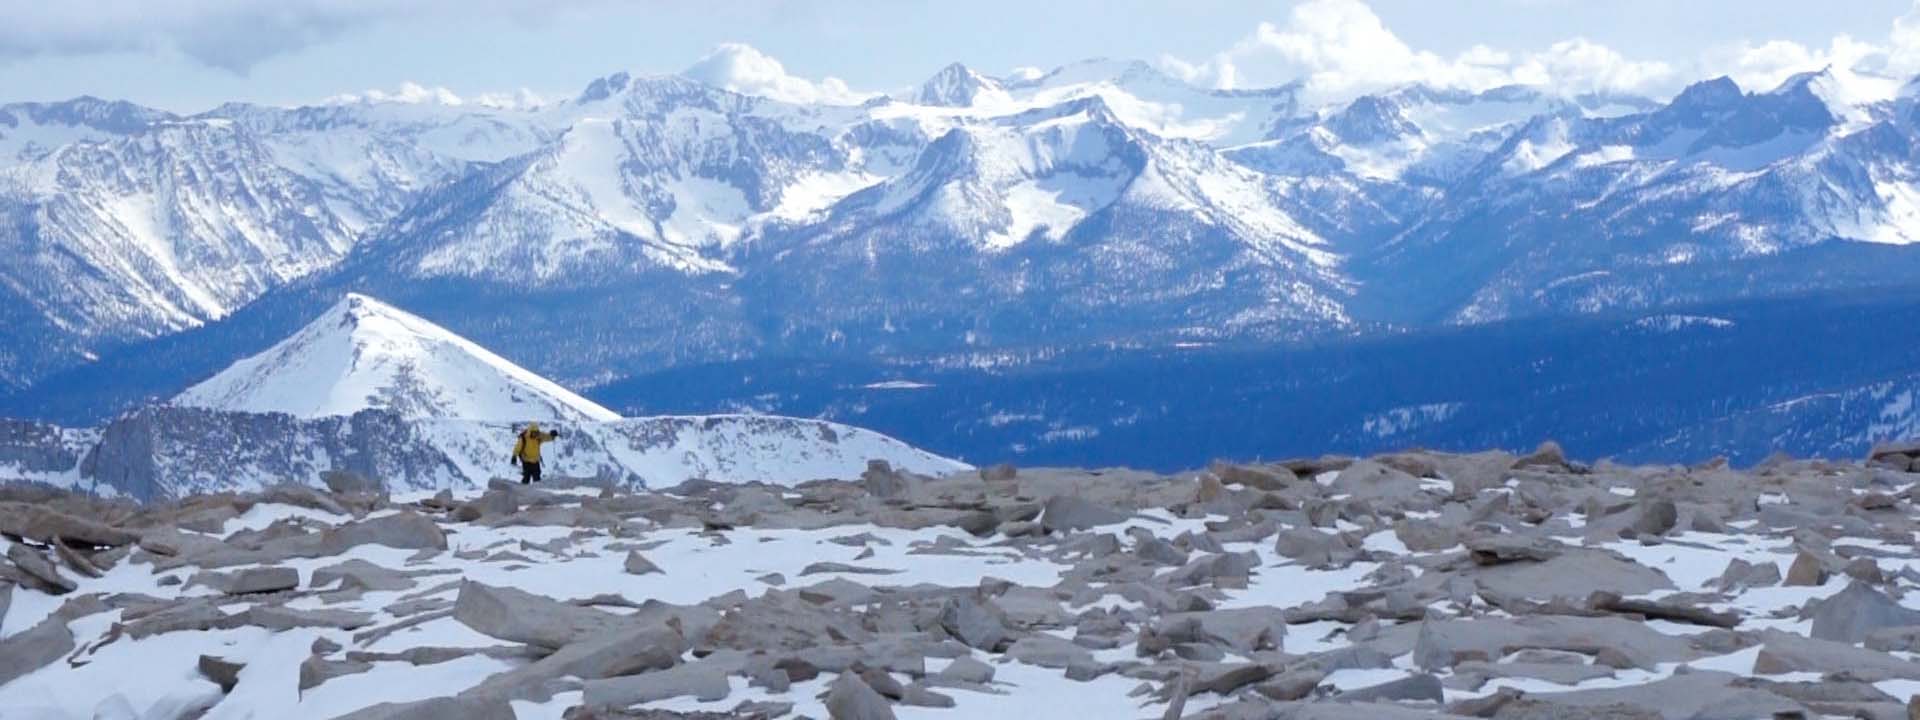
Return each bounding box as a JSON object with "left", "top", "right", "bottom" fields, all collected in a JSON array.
[
  {"left": 415, "top": 415, "right": 970, "bottom": 489},
  {"left": 174, "top": 293, "right": 618, "bottom": 424}
]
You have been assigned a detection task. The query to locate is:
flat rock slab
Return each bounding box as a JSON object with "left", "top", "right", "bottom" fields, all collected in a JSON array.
[
  {"left": 824, "top": 671, "right": 897, "bottom": 720},
  {"left": 1471, "top": 549, "right": 1672, "bottom": 602},
  {"left": 1754, "top": 629, "right": 1920, "bottom": 681},
  {"left": 320, "top": 512, "right": 447, "bottom": 553},
  {"left": 7, "top": 543, "right": 75, "bottom": 594},
  {"left": 1040, "top": 495, "right": 1127, "bottom": 533},
  {"left": 0, "top": 504, "right": 140, "bottom": 548},
  {"left": 1389, "top": 615, "right": 1697, "bottom": 670},
  {"left": 1806, "top": 581, "right": 1920, "bottom": 643},
  {"left": 1484, "top": 670, "right": 1805, "bottom": 720},
  {"left": 452, "top": 580, "right": 624, "bottom": 650},
  {"left": 0, "top": 615, "right": 75, "bottom": 686},
  {"left": 225, "top": 566, "right": 299, "bottom": 595},
  {"left": 581, "top": 660, "right": 731, "bottom": 708}
]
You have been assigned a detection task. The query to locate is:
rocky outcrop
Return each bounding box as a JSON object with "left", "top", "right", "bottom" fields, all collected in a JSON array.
[{"left": 5, "top": 446, "right": 1920, "bottom": 719}]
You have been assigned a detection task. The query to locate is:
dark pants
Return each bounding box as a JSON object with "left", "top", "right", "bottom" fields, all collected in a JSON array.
[{"left": 520, "top": 460, "right": 542, "bottom": 484}]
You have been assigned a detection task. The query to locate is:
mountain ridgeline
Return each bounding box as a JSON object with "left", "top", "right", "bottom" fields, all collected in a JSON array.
[
  {"left": 5, "top": 60, "right": 1920, "bottom": 468},
  {"left": 0, "top": 294, "right": 967, "bottom": 500}
]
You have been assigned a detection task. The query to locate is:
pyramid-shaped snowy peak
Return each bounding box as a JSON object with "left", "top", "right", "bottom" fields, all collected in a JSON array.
[{"left": 173, "top": 293, "right": 620, "bottom": 423}]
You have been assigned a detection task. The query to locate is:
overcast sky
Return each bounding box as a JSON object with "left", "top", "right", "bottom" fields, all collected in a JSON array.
[{"left": 3, "top": 0, "right": 1919, "bottom": 112}]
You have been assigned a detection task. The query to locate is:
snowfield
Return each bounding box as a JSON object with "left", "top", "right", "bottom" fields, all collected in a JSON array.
[{"left": 4, "top": 445, "right": 1920, "bottom": 718}]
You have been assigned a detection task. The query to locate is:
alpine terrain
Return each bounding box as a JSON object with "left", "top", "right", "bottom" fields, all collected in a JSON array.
[
  {"left": 4, "top": 51, "right": 1920, "bottom": 471},
  {"left": 0, "top": 293, "right": 965, "bottom": 501}
]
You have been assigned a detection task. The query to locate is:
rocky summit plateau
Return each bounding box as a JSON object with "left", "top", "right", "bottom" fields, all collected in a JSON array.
[{"left": 6, "top": 443, "right": 1920, "bottom": 719}]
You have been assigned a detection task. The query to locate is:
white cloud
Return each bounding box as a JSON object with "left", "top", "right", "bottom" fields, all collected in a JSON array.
[
  {"left": 1891, "top": 3, "right": 1920, "bottom": 76},
  {"left": 0, "top": 0, "right": 603, "bottom": 74},
  {"left": 1707, "top": 34, "right": 1894, "bottom": 95},
  {"left": 681, "top": 43, "right": 876, "bottom": 106},
  {"left": 325, "top": 82, "right": 546, "bottom": 109},
  {"left": 1512, "top": 39, "right": 1674, "bottom": 96},
  {"left": 1007, "top": 66, "right": 1047, "bottom": 83},
  {"left": 1160, "top": 0, "right": 1668, "bottom": 103},
  {"left": 1686, "top": 2, "right": 1920, "bottom": 105}
]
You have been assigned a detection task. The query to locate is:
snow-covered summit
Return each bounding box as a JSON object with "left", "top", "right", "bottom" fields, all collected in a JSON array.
[
  {"left": 173, "top": 293, "right": 619, "bottom": 423},
  {"left": 915, "top": 63, "right": 1010, "bottom": 107}
]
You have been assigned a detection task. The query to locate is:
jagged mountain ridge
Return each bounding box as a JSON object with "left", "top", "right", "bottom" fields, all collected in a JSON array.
[{"left": 8, "top": 59, "right": 1920, "bottom": 410}]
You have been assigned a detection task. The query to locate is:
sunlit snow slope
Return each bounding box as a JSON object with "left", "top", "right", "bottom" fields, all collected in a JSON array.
[{"left": 173, "top": 293, "right": 619, "bottom": 423}]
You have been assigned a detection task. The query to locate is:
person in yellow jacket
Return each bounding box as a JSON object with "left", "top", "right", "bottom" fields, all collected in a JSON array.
[{"left": 510, "top": 422, "right": 563, "bottom": 484}]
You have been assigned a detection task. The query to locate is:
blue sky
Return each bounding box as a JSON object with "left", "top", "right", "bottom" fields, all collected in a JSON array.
[{"left": 3, "top": 0, "right": 1918, "bottom": 112}]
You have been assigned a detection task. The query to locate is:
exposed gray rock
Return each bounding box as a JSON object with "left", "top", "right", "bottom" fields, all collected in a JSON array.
[
  {"left": 52, "top": 540, "right": 104, "bottom": 578},
  {"left": 299, "top": 654, "right": 374, "bottom": 691},
  {"left": 322, "top": 469, "right": 382, "bottom": 495},
  {"left": 1150, "top": 608, "right": 1287, "bottom": 654},
  {"left": 579, "top": 657, "right": 730, "bottom": 707},
  {"left": 1256, "top": 668, "right": 1325, "bottom": 701},
  {"left": 801, "top": 562, "right": 901, "bottom": 576},
  {"left": 1211, "top": 462, "right": 1295, "bottom": 491},
  {"left": 1040, "top": 495, "right": 1126, "bottom": 533},
  {"left": 1375, "top": 616, "right": 1697, "bottom": 671},
  {"left": 1867, "top": 625, "right": 1920, "bottom": 653},
  {"left": 1711, "top": 558, "right": 1782, "bottom": 592},
  {"left": 0, "top": 504, "right": 140, "bottom": 547},
  {"left": 938, "top": 594, "right": 1009, "bottom": 651},
  {"left": 1393, "top": 519, "right": 1458, "bottom": 552},
  {"left": 898, "top": 683, "right": 955, "bottom": 708},
  {"left": 451, "top": 580, "right": 622, "bottom": 650},
  {"left": 197, "top": 655, "right": 244, "bottom": 693},
  {"left": 1754, "top": 629, "right": 1920, "bottom": 681},
  {"left": 1005, "top": 635, "right": 1093, "bottom": 669},
  {"left": 1329, "top": 460, "right": 1423, "bottom": 501},
  {"left": 624, "top": 550, "right": 663, "bottom": 575},
  {"left": 1192, "top": 662, "right": 1274, "bottom": 695},
  {"left": 0, "top": 615, "right": 74, "bottom": 686},
  {"left": 329, "top": 696, "right": 517, "bottom": 720},
  {"left": 1449, "top": 660, "right": 1614, "bottom": 689},
  {"left": 862, "top": 460, "right": 910, "bottom": 500},
  {"left": 1464, "top": 535, "right": 1565, "bottom": 565},
  {"left": 1472, "top": 548, "right": 1672, "bottom": 602},
  {"left": 1589, "top": 592, "right": 1739, "bottom": 628},
  {"left": 825, "top": 671, "right": 897, "bottom": 720},
  {"left": 1484, "top": 670, "right": 1802, "bottom": 720},
  {"left": 1340, "top": 673, "right": 1443, "bottom": 703},
  {"left": 1515, "top": 441, "right": 1571, "bottom": 471},
  {"left": 1274, "top": 527, "right": 1353, "bottom": 567},
  {"left": 248, "top": 605, "right": 375, "bottom": 631},
  {"left": 225, "top": 566, "right": 299, "bottom": 595},
  {"left": 462, "top": 624, "right": 683, "bottom": 703},
  {"left": 7, "top": 543, "right": 75, "bottom": 594},
  {"left": 935, "top": 656, "right": 994, "bottom": 685},
  {"left": 1784, "top": 551, "right": 1829, "bottom": 587},
  {"left": 321, "top": 511, "right": 447, "bottom": 553},
  {"left": 1807, "top": 581, "right": 1920, "bottom": 643},
  {"left": 311, "top": 558, "right": 434, "bottom": 592},
  {"left": 1631, "top": 499, "right": 1678, "bottom": 536}
]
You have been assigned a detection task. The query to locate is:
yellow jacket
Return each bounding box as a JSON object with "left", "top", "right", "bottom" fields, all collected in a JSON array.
[{"left": 513, "top": 423, "right": 559, "bottom": 463}]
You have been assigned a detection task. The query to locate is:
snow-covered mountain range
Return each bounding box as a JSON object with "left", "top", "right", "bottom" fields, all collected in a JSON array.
[
  {"left": 0, "top": 293, "right": 965, "bottom": 500},
  {"left": 6, "top": 56, "right": 1920, "bottom": 406}
]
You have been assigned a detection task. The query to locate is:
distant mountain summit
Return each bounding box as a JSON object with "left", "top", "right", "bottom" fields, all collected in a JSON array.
[
  {"left": 174, "top": 293, "right": 618, "bottom": 423},
  {"left": 915, "top": 62, "right": 1009, "bottom": 107}
]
